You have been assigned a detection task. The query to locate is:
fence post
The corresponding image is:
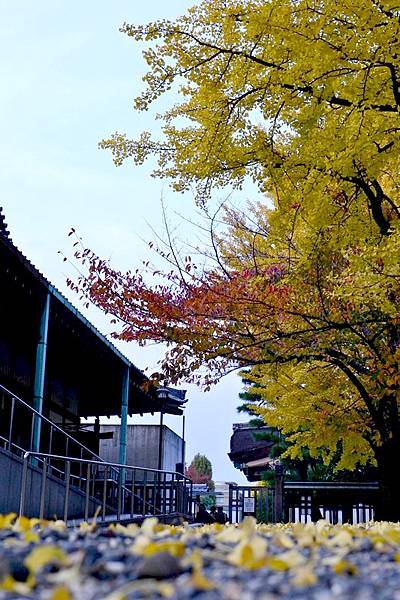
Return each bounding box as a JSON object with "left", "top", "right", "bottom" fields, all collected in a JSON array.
[
  {"left": 102, "top": 466, "right": 108, "bottom": 523},
  {"left": 176, "top": 475, "right": 183, "bottom": 514},
  {"left": 39, "top": 457, "right": 48, "bottom": 520},
  {"left": 19, "top": 454, "right": 29, "bottom": 516},
  {"left": 143, "top": 471, "right": 148, "bottom": 517},
  {"left": 274, "top": 464, "right": 284, "bottom": 522},
  {"left": 63, "top": 461, "right": 71, "bottom": 522},
  {"left": 84, "top": 464, "right": 90, "bottom": 521},
  {"left": 8, "top": 396, "right": 15, "bottom": 451}
]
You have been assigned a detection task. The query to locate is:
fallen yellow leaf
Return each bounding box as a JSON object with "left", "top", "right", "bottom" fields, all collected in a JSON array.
[
  {"left": 292, "top": 565, "right": 317, "bottom": 586},
  {"left": 333, "top": 560, "right": 358, "bottom": 576},
  {"left": 191, "top": 568, "right": 216, "bottom": 591},
  {"left": 50, "top": 585, "right": 72, "bottom": 600},
  {"left": 24, "top": 545, "right": 68, "bottom": 574},
  {"left": 143, "top": 541, "right": 186, "bottom": 558},
  {"left": 266, "top": 557, "right": 290, "bottom": 571},
  {"left": 0, "top": 514, "right": 17, "bottom": 529}
]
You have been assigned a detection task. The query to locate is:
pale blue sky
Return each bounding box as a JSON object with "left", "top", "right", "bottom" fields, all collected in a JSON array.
[{"left": 0, "top": 1, "right": 252, "bottom": 483}]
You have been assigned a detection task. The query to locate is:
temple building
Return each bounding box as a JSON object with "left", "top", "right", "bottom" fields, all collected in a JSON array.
[
  {"left": 228, "top": 422, "right": 277, "bottom": 482},
  {"left": 0, "top": 207, "right": 186, "bottom": 464}
]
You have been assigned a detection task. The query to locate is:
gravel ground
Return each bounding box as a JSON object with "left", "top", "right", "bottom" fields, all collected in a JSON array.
[{"left": 1, "top": 514, "right": 400, "bottom": 600}]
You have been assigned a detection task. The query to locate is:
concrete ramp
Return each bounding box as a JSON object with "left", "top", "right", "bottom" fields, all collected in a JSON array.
[{"left": 0, "top": 447, "right": 98, "bottom": 519}]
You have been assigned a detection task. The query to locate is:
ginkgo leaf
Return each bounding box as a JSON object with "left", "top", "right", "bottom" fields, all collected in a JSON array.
[
  {"left": 291, "top": 565, "right": 318, "bottom": 586},
  {"left": 0, "top": 514, "right": 16, "bottom": 529},
  {"left": 191, "top": 569, "right": 217, "bottom": 590},
  {"left": 141, "top": 517, "right": 159, "bottom": 535},
  {"left": 274, "top": 550, "right": 306, "bottom": 568},
  {"left": 327, "top": 531, "right": 354, "bottom": 548},
  {"left": 143, "top": 541, "right": 186, "bottom": 557},
  {"left": 50, "top": 586, "right": 72, "bottom": 600},
  {"left": 333, "top": 560, "right": 358, "bottom": 576},
  {"left": 24, "top": 545, "right": 68, "bottom": 574}
]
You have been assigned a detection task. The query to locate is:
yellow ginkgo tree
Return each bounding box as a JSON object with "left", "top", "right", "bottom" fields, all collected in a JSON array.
[{"left": 72, "top": 0, "right": 400, "bottom": 520}]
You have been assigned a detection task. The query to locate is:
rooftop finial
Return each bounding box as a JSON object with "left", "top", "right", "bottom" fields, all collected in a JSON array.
[{"left": 0, "top": 207, "right": 10, "bottom": 239}]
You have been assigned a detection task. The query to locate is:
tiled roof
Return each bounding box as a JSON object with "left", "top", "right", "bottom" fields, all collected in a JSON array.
[
  {"left": 229, "top": 425, "right": 273, "bottom": 454},
  {"left": 0, "top": 207, "right": 144, "bottom": 380},
  {"left": 0, "top": 208, "right": 190, "bottom": 414}
]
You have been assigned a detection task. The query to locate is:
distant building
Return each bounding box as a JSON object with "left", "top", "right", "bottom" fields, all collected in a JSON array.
[
  {"left": 98, "top": 424, "right": 184, "bottom": 474},
  {"left": 214, "top": 481, "right": 237, "bottom": 513},
  {"left": 228, "top": 423, "right": 277, "bottom": 482}
]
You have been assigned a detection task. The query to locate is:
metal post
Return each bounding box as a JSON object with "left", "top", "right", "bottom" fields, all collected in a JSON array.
[
  {"left": 170, "top": 473, "right": 175, "bottom": 513},
  {"left": 79, "top": 447, "right": 83, "bottom": 485},
  {"left": 152, "top": 473, "right": 157, "bottom": 515},
  {"left": 48, "top": 425, "right": 53, "bottom": 455},
  {"left": 19, "top": 455, "right": 29, "bottom": 516},
  {"left": 181, "top": 414, "right": 185, "bottom": 470},
  {"left": 63, "top": 461, "right": 71, "bottom": 522},
  {"left": 29, "top": 415, "right": 34, "bottom": 452},
  {"left": 102, "top": 466, "right": 108, "bottom": 523},
  {"left": 84, "top": 464, "right": 90, "bottom": 521},
  {"left": 118, "top": 366, "right": 129, "bottom": 466},
  {"left": 32, "top": 293, "right": 50, "bottom": 453},
  {"left": 39, "top": 458, "right": 48, "bottom": 519},
  {"left": 119, "top": 366, "right": 129, "bottom": 495},
  {"left": 162, "top": 472, "right": 167, "bottom": 514},
  {"left": 274, "top": 465, "right": 284, "bottom": 523},
  {"left": 158, "top": 410, "right": 164, "bottom": 471},
  {"left": 142, "top": 471, "right": 147, "bottom": 517},
  {"left": 94, "top": 416, "right": 100, "bottom": 451},
  {"left": 182, "top": 478, "right": 187, "bottom": 515},
  {"left": 130, "top": 469, "right": 135, "bottom": 518},
  {"left": 117, "top": 470, "right": 122, "bottom": 521},
  {"left": 8, "top": 396, "right": 15, "bottom": 451},
  {"left": 91, "top": 463, "right": 96, "bottom": 498}
]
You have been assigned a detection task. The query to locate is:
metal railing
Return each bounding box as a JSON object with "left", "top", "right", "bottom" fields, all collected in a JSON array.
[
  {"left": 228, "top": 484, "right": 276, "bottom": 523},
  {"left": 20, "top": 452, "right": 193, "bottom": 523},
  {"left": 0, "top": 383, "right": 102, "bottom": 463},
  {"left": 0, "top": 384, "right": 193, "bottom": 522},
  {"left": 284, "top": 481, "right": 379, "bottom": 524}
]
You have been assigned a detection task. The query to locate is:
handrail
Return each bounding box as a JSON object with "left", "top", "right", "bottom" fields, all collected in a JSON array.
[
  {"left": 0, "top": 383, "right": 103, "bottom": 462},
  {"left": 22, "top": 451, "right": 192, "bottom": 481},
  {"left": 20, "top": 452, "right": 193, "bottom": 522},
  {"left": 0, "top": 384, "right": 193, "bottom": 523},
  {"left": 0, "top": 435, "right": 28, "bottom": 457}
]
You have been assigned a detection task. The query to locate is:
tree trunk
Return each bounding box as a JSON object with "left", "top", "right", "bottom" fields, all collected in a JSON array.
[{"left": 374, "top": 437, "right": 400, "bottom": 521}]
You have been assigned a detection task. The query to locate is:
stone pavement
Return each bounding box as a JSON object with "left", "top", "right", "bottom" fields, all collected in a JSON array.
[{"left": 1, "top": 514, "right": 400, "bottom": 599}]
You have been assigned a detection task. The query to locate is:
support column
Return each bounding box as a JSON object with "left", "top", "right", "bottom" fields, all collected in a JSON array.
[
  {"left": 181, "top": 414, "right": 186, "bottom": 470},
  {"left": 32, "top": 292, "right": 50, "bottom": 453},
  {"left": 118, "top": 366, "right": 129, "bottom": 514},
  {"left": 158, "top": 409, "right": 164, "bottom": 471},
  {"left": 119, "top": 365, "right": 130, "bottom": 466}
]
